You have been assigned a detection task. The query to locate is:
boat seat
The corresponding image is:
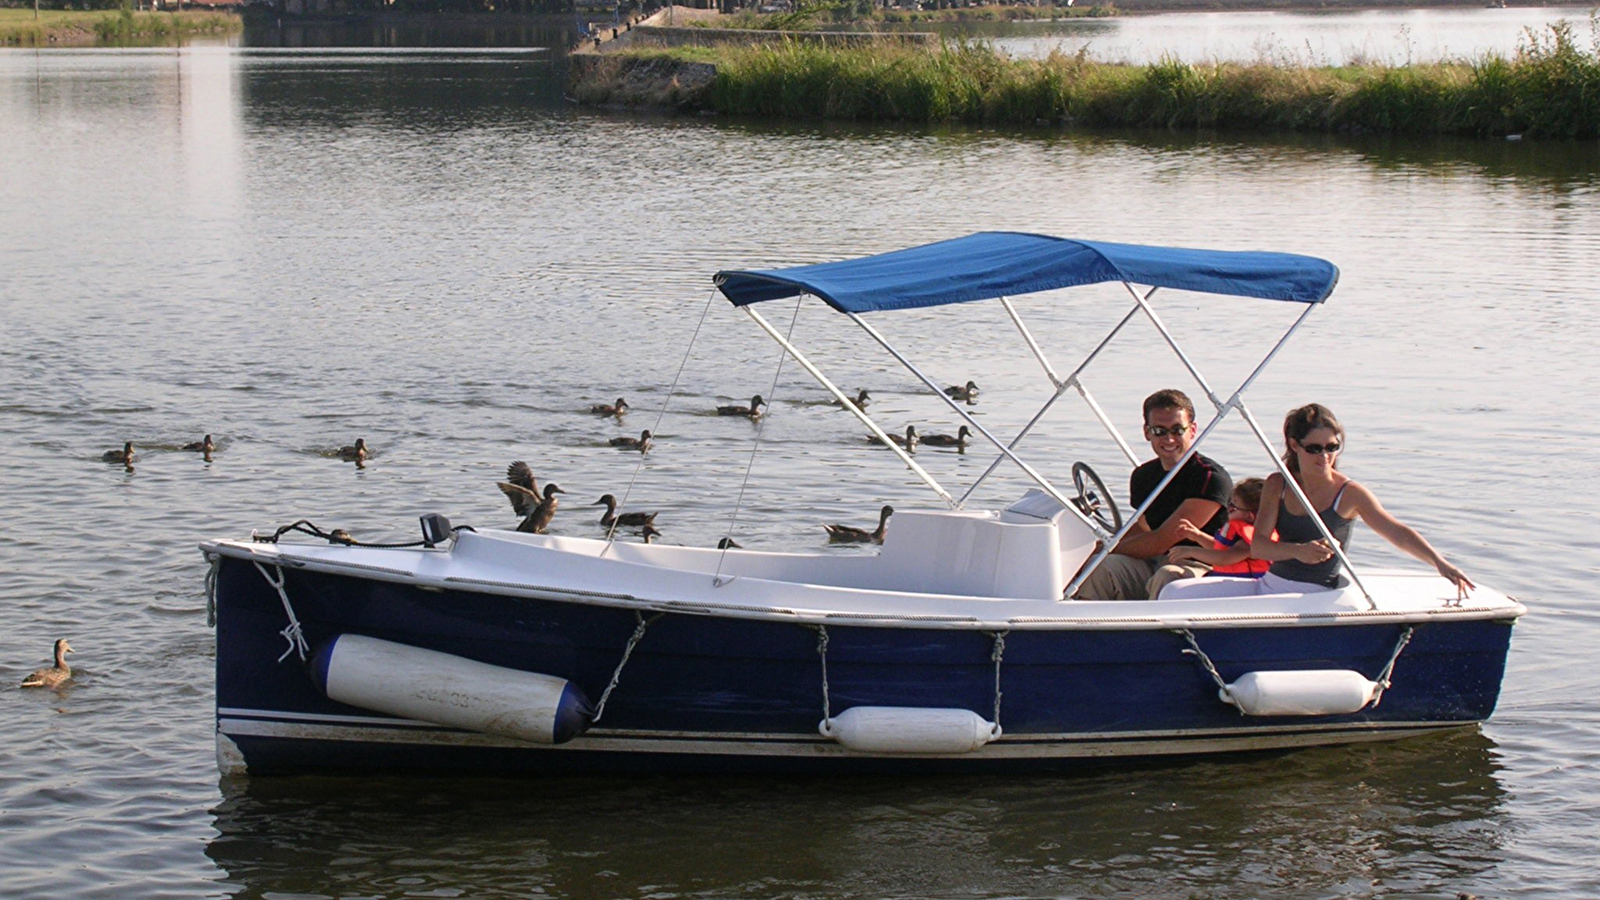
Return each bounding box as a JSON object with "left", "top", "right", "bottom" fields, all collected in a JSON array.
[
  {"left": 1156, "top": 575, "right": 1262, "bottom": 601},
  {"left": 1157, "top": 573, "right": 1351, "bottom": 601},
  {"left": 870, "top": 491, "right": 1098, "bottom": 600}
]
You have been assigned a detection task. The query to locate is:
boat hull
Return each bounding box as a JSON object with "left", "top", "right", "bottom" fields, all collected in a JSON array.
[{"left": 212, "top": 557, "right": 1515, "bottom": 776}]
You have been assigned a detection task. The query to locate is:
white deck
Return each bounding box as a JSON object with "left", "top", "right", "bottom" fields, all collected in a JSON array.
[{"left": 205, "top": 494, "right": 1525, "bottom": 631}]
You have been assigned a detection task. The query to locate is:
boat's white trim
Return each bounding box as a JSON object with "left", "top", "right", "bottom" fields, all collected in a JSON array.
[
  {"left": 203, "top": 538, "right": 1525, "bottom": 631},
  {"left": 218, "top": 713, "right": 1477, "bottom": 759}
]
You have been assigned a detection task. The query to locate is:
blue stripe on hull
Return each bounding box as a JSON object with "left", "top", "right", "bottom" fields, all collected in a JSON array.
[{"left": 214, "top": 559, "right": 1513, "bottom": 775}]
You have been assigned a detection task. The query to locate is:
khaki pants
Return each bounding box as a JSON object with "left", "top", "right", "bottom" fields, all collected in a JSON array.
[{"left": 1073, "top": 552, "right": 1210, "bottom": 601}]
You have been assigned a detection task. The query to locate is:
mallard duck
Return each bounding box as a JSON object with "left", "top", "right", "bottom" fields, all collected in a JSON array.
[
  {"left": 591, "top": 397, "right": 628, "bottom": 416},
  {"left": 641, "top": 525, "right": 663, "bottom": 544},
  {"left": 497, "top": 461, "right": 541, "bottom": 517},
  {"left": 717, "top": 537, "right": 742, "bottom": 550},
  {"left": 182, "top": 435, "right": 217, "bottom": 454},
  {"left": 20, "top": 639, "right": 72, "bottom": 689},
  {"left": 337, "top": 438, "right": 369, "bottom": 463},
  {"left": 516, "top": 483, "right": 565, "bottom": 534},
  {"left": 717, "top": 395, "right": 766, "bottom": 418},
  {"left": 610, "top": 430, "right": 652, "bottom": 453},
  {"left": 944, "top": 380, "right": 979, "bottom": 402},
  {"left": 869, "top": 425, "right": 918, "bottom": 452},
  {"left": 824, "top": 505, "right": 894, "bottom": 544},
  {"left": 594, "top": 493, "right": 658, "bottom": 529},
  {"left": 921, "top": 425, "right": 972, "bottom": 450},
  {"left": 102, "top": 441, "right": 134, "bottom": 464},
  {"left": 831, "top": 389, "right": 870, "bottom": 410}
]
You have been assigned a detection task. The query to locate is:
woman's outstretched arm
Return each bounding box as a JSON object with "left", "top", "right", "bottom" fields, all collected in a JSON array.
[{"left": 1344, "top": 482, "right": 1474, "bottom": 593}]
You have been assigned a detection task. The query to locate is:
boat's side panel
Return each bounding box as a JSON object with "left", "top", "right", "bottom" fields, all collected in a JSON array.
[{"left": 214, "top": 559, "right": 1514, "bottom": 774}]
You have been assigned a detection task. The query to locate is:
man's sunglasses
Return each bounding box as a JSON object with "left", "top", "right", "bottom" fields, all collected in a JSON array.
[
  {"left": 1144, "top": 424, "right": 1191, "bottom": 438},
  {"left": 1300, "top": 441, "right": 1341, "bottom": 455}
]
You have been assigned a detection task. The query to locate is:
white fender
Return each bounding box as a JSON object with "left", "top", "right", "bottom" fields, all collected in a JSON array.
[
  {"left": 820, "top": 706, "right": 998, "bottom": 754},
  {"left": 1224, "top": 669, "right": 1379, "bottom": 716},
  {"left": 311, "top": 634, "right": 592, "bottom": 744}
]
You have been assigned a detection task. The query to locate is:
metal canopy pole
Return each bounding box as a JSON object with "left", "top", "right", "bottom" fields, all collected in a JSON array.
[
  {"left": 999, "top": 296, "right": 1063, "bottom": 387},
  {"left": 743, "top": 305, "right": 955, "bottom": 508},
  {"left": 1126, "top": 287, "right": 1372, "bottom": 603},
  {"left": 845, "top": 312, "right": 1110, "bottom": 542},
  {"left": 958, "top": 299, "right": 1144, "bottom": 508},
  {"left": 1062, "top": 295, "right": 1372, "bottom": 604}
]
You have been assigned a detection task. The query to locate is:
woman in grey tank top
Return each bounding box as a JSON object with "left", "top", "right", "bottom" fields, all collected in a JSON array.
[{"left": 1250, "top": 404, "right": 1474, "bottom": 596}]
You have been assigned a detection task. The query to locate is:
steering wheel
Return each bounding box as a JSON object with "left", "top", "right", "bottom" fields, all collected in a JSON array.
[{"left": 1071, "top": 461, "right": 1122, "bottom": 534}]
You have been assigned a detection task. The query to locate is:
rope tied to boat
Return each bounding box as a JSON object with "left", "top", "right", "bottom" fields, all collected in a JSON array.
[
  {"left": 1368, "top": 626, "right": 1415, "bottom": 708},
  {"left": 253, "top": 561, "right": 309, "bottom": 663},
  {"left": 1174, "top": 628, "right": 1237, "bottom": 710},
  {"left": 203, "top": 550, "right": 220, "bottom": 628},
  {"left": 987, "top": 630, "right": 1007, "bottom": 739},
  {"left": 815, "top": 625, "right": 833, "bottom": 730},
  {"left": 591, "top": 611, "right": 662, "bottom": 724}
]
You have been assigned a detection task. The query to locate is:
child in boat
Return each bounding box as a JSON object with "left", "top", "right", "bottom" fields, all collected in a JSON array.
[{"left": 1168, "top": 478, "right": 1271, "bottom": 577}]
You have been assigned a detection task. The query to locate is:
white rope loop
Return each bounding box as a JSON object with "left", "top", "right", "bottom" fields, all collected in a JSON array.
[
  {"left": 204, "top": 551, "right": 221, "bottom": 628},
  {"left": 591, "top": 611, "right": 661, "bottom": 723},
  {"left": 814, "top": 625, "right": 833, "bottom": 733},
  {"left": 253, "top": 560, "right": 309, "bottom": 663},
  {"left": 1174, "top": 628, "right": 1236, "bottom": 709},
  {"left": 987, "top": 630, "right": 1008, "bottom": 739},
  {"left": 1368, "top": 626, "right": 1416, "bottom": 708}
]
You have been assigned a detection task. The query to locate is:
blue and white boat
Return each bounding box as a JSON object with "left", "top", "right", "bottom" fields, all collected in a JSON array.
[{"left": 202, "top": 232, "right": 1523, "bottom": 776}]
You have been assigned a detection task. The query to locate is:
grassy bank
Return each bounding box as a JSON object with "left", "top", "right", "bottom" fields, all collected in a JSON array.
[
  {"left": 702, "top": 3, "right": 1112, "bottom": 30},
  {"left": 598, "top": 18, "right": 1600, "bottom": 138},
  {"left": 0, "top": 8, "right": 242, "bottom": 45}
]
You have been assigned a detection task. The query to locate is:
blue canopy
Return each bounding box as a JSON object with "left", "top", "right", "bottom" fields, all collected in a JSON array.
[{"left": 715, "top": 231, "right": 1339, "bottom": 313}]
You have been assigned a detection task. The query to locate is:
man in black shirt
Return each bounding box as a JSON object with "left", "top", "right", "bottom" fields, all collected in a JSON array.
[{"left": 1073, "top": 389, "right": 1232, "bottom": 600}]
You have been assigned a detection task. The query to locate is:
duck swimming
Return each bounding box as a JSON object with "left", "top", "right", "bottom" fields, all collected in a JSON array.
[
  {"left": 337, "top": 438, "right": 369, "bottom": 464},
  {"left": 717, "top": 537, "right": 743, "bottom": 550},
  {"left": 869, "top": 425, "right": 919, "bottom": 452},
  {"left": 610, "top": 430, "right": 652, "bottom": 453},
  {"left": 944, "top": 380, "right": 980, "bottom": 402},
  {"left": 102, "top": 441, "right": 134, "bottom": 465},
  {"left": 516, "top": 483, "right": 565, "bottom": 534},
  {"left": 591, "top": 397, "right": 629, "bottom": 417},
  {"left": 824, "top": 505, "right": 894, "bottom": 544},
  {"left": 183, "top": 435, "right": 217, "bottom": 454},
  {"left": 717, "top": 395, "right": 766, "bottom": 418},
  {"left": 20, "top": 639, "right": 72, "bottom": 689},
  {"left": 921, "top": 425, "right": 972, "bottom": 450},
  {"left": 497, "top": 460, "right": 541, "bottom": 517},
  {"left": 641, "top": 525, "right": 663, "bottom": 544},
  {"left": 594, "top": 493, "right": 658, "bottom": 529},
  {"left": 831, "top": 389, "right": 870, "bottom": 410}
]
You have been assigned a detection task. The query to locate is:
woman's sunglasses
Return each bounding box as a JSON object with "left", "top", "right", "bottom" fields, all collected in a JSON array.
[{"left": 1299, "top": 441, "right": 1341, "bottom": 455}]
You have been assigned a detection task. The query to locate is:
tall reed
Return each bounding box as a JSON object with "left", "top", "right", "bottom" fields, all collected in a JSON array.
[{"left": 676, "top": 20, "right": 1600, "bottom": 137}]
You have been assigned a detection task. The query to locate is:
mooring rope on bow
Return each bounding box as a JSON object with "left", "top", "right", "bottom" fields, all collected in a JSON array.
[
  {"left": 204, "top": 551, "right": 221, "bottom": 628},
  {"left": 253, "top": 561, "right": 309, "bottom": 663}
]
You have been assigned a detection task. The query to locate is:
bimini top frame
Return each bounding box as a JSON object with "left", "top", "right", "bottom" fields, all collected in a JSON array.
[{"left": 714, "top": 232, "right": 1371, "bottom": 606}]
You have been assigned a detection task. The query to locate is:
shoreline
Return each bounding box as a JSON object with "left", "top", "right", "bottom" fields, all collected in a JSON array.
[
  {"left": 569, "top": 17, "right": 1600, "bottom": 138},
  {"left": 0, "top": 8, "right": 241, "bottom": 46}
]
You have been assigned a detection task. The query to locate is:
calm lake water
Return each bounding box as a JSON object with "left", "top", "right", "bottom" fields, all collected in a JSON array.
[{"left": 3, "top": 16, "right": 1600, "bottom": 900}]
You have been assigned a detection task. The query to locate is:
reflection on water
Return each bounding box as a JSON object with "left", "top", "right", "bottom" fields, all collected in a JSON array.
[{"left": 209, "top": 731, "right": 1507, "bottom": 899}]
